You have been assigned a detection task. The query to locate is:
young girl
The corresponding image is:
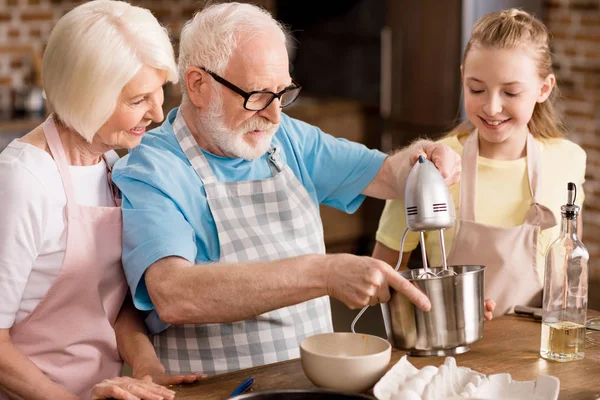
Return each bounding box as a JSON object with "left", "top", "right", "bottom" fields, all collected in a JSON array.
[{"left": 373, "top": 9, "right": 586, "bottom": 318}]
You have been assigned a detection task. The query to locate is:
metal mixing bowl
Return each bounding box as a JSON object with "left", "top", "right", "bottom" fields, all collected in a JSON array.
[{"left": 387, "top": 265, "right": 485, "bottom": 356}]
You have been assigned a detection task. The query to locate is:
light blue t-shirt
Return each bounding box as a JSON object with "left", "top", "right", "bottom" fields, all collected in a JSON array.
[{"left": 112, "top": 108, "right": 387, "bottom": 311}]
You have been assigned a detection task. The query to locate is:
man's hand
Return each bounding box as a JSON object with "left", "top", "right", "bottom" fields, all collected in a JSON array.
[
  {"left": 408, "top": 140, "right": 461, "bottom": 187},
  {"left": 324, "top": 254, "right": 431, "bottom": 311},
  {"left": 362, "top": 139, "right": 461, "bottom": 199},
  {"left": 133, "top": 363, "right": 206, "bottom": 386},
  {"left": 91, "top": 376, "right": 175, "bottom": 400}
]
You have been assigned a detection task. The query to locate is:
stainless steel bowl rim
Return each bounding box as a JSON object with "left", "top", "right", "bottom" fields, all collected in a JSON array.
[{"left": 401, "top": 265, "right": 486, "bottom": 282}]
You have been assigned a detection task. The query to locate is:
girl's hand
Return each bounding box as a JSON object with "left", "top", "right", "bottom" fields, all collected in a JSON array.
[
  {"left": 91, "top": 376, "right": 175, "bottom": 400},
  {"left": 484, "top": 299, "right": 496, "bottom": 321}
]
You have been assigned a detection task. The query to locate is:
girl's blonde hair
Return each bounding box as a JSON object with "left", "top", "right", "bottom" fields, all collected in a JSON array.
[{"left": 451, "top": 8, "right": 566, "bottom": 139}]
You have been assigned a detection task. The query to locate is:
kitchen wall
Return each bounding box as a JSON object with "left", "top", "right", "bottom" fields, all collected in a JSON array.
[{"left": 544, "top": 0, "right": 600, "bottom": 308}]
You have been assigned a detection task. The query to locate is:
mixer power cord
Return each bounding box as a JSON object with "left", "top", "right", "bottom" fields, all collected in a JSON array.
[{"left": 350, "top": 227, "right": 410, "bottom": 334}]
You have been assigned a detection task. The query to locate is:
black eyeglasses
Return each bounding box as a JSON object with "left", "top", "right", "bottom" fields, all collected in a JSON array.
[{"left": 200, "top": 67, "right": 302, "bottom": 111}]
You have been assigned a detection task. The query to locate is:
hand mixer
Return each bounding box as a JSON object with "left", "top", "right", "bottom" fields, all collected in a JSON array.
[
  {"left": 405, "top": 155, "right": 456, "bottom": 278},
  {"left": 351, "top": 155, "right": 456, "bottom": 335}
]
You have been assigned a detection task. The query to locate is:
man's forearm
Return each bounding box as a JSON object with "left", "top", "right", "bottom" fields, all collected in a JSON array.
[
  {"left": 0, "top": 333, "right": 77, "bottom": 400},
  {"left": 146, "top": 254, "right": 329, "bottom": 325}
]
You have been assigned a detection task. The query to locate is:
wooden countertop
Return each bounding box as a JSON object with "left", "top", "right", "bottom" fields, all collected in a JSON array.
[{"left": 169, "top": 313, "right": 600, "bottom": 400}]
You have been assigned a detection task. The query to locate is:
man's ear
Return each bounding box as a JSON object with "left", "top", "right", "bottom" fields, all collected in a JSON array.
[
  {"left": 185, "top": 66, "right": 208, "bottom": 108},
  {"left": 537, "top": 73, "right": 555, "bottom": 103}
]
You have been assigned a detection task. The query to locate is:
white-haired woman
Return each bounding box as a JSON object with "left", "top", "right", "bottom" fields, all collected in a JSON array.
[{"left": 0, "top": 1, "right": 203, "bottom": 399}]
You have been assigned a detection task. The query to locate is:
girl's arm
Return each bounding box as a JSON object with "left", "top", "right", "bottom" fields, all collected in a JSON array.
[{"left": 114, "top": 296, "right": 204, "bottom": 385}]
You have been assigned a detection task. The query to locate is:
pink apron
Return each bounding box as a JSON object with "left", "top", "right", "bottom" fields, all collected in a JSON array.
[
  {"left": 446, "top": 130, "right": 556, "bottom": 317},
  {"left": 2, "top": 116, "right": 128, "bottom": 399}
]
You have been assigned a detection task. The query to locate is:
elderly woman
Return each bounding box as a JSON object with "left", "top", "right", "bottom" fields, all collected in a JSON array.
[{"left": 0, "top": 1, "right": 202, "bottom": 399}]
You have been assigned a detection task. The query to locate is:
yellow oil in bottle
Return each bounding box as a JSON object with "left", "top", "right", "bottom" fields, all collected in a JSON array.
[{"left": 540, "top": 321, "right": 585, "bottom": 362}]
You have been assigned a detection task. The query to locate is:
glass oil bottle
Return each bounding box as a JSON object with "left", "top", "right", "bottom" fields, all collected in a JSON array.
[{"left": 540, "top": 182, "right": 588, "bottom": 362}]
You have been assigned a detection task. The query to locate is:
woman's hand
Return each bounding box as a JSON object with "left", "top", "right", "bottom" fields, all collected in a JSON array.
[
  {"left": 134, "top": 363, "right": 206, "bottom": 386},
  {"left": 91, "top": 376, "right": 176, "bottom": 400},
  {"left": 484, "top": 299, "right": 496, "bottom": 321}
]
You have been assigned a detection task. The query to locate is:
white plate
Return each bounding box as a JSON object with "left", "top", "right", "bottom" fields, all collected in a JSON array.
[{"left": 373, "top": 356, "right": 560, "bottom": 400}]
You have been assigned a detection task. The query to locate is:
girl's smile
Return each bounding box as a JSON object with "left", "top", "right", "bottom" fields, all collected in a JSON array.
[{"left": 462, "top": 46, "right": 554, "bottom": 159}]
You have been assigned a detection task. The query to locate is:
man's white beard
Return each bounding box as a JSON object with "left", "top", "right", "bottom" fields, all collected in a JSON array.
[{"left": 198, "top": 89, "right": 278, "bottom": 160}]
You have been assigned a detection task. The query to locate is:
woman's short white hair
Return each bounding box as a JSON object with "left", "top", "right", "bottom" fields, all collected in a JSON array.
[
  {"left": 43, "top": 0, "right": 178, "bottom": 142},
  {"left": 178, "top": 2, "right": 290, "bottom": 101}
]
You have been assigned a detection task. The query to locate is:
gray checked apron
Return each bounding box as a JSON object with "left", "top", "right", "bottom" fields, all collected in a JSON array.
[{"left": 152, "top": 111, "right": 333, "bottom": 375}]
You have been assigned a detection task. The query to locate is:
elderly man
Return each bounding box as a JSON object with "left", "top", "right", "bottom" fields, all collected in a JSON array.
[{"left": 112, "top": 2, "right": 461, "bottom": 375}]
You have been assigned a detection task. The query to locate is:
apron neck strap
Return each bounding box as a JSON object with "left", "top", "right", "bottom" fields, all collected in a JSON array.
[
  {"left": 43, "top": 116, "right": 76, "bottom": 205},
  {"left": 173, "top": 109, "right": 216, "bottom": 185},
  {"left": 173, "top": 109, "right": 280, "bottom": 185},
  {"left": 458, "top": 129, "right": 542, "bottom": 221},
  {"left": 43, "top": 116, "right": 120, "bottom": 207}
]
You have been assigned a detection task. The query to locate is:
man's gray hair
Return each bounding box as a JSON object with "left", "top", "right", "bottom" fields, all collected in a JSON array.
[{"left": 178, "top": 2, "right": 290, "bottom": 101}]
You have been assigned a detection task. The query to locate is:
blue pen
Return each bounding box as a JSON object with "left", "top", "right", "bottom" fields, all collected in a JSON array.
[{"left": 229, "top": 377, "right": 255, "bottom": 397}]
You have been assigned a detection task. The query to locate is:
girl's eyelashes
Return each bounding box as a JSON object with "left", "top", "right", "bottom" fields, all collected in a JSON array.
[{"left": 468, "top": 88, "right": 520, "bottom": 97}]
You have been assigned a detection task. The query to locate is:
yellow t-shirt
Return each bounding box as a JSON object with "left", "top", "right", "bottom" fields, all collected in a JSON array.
[{"left": 376, "top": 133, "right": 586, "bottom": 285}]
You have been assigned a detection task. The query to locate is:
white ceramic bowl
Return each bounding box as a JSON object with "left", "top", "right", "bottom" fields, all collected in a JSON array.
[{"left": 300, "top": 332, "right": 392, "bottom": 393}]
